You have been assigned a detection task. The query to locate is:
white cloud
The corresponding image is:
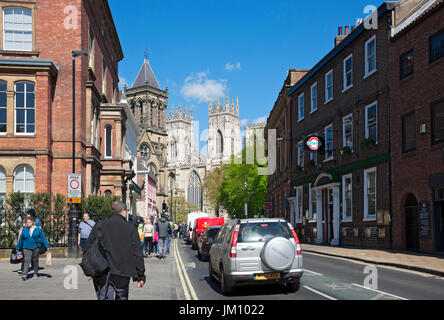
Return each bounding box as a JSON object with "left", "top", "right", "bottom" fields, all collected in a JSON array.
[
  {"left": 181, "top": 71, "right": 226, "bottom": 103},
  {"left": 253, "top": 116, "right": 268, "bottom": 124},
  {"left": 119, "top": 77, "right": 129, "bottom": 90},
  {"left": 225, "top": 62, "right": 241, "bottom": 72}
]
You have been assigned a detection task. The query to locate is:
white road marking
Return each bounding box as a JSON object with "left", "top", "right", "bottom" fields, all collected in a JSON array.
[
  {"left": 351, "top": 283, "right": 408, "bottom": 300},
  {"left": 173, "top": 239, "right": 191, "bottom": 300},
  {"left": 303, "top": 269, "right": 323, "bottom": 276},
  {"left": 175, "top": 240, "right": 199, "bottom": 300},
  {"left": 303, "top": 251, "right": 441, "bottom": 279},
  {"left": 303, "top": 285, "right": 338, "bottom": 300}
]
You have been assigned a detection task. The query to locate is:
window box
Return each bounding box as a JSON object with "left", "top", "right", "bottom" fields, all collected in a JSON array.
[
  {"left": 339, "top": 146, "right": 352, "bottom": 156},
  {"left": 360, "top": 137, "right": 377, "bottom": 151}
]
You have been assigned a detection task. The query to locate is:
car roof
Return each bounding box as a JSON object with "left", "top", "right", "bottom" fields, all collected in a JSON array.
[{"left": 238, "top": 218, "right": 287, "bottom": 224}]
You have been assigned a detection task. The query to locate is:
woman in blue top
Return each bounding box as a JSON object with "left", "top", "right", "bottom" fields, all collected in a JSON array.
[{"left": 16, "top": 216, "right": 50, "bottom": 280}]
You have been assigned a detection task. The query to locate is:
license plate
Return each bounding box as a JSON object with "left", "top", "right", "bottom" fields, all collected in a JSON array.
[{"left": 256, "top": 273, "right": 281, "bottom": 280}]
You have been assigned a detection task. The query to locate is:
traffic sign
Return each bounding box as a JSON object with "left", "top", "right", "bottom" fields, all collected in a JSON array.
[
  {"left": 264, "top": 202, "right": 273, "bottom": 211},
  {"left": 307, "top": 137, "right": 322, "bottom": 151},
  {"left": 68, "top": 173, "right": 82, "bottom": 203}
]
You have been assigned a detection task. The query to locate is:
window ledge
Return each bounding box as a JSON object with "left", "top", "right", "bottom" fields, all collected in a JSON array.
[
  {"left": 308, "top": 220, "right": 317, "bottom": 224},
  {"left": 363, "top": 70, "right": 377, "bottom": 80},
  {"left": 342, "top": 218, "right": 353, "bottom": 223},
  {"left": 324, "top": 98, "right": 333, "bottom": 105},
  {"left": 0, "top": 50, "right": 40, "bottom": 57},
  {"left": 324, "top": 158, "right": 334, "bottom": 163},
  {"left": 363, "top": 217, "right": 377, "bottom": 222},
  {"left": 310, "top": 108, "right": 318, "bottom": 114},
  {"left": 342, "top": 85, "right": 353, "bottom": 93},
  {"left": 12, "top": 133, "right": 36, "bottom": 137}
]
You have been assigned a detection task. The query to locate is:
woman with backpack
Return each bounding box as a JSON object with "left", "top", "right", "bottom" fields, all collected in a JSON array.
[{"left": 16, "top": 216, "right": 50, "bottom": 280}]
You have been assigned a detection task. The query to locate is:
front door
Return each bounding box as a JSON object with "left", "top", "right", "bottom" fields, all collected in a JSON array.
[
  {"left": 322, "top": 188, "right": 334, "bottom": 245},
  {"left": 405, "top": 194, "right": 420, "bottom": 251},
  {"left": 435, "top": 201, "right": 444, "bottom": 252}
]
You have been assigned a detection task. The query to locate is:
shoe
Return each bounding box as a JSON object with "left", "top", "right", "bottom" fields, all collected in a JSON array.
[
  {"left": 21, "top": 276, "right": 26, "bottom": 281},
  {"left": 18, "top": 270, "right": 23, "bottom": 275}
]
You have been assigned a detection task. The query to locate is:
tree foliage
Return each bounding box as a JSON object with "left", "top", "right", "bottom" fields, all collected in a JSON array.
[
  {"left": 80, "top": 194, "right": 121, "bottom": 222},
  {"left": 202, "top": 167, "right": 224, "bottom": 215},
  {"left": 170, "top": 196, "right": 199, "bottom": 224}
]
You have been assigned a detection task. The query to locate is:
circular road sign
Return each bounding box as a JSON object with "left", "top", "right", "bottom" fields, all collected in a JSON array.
[{"left": 307, "top": 137, "right": 322, "bottom": 151}]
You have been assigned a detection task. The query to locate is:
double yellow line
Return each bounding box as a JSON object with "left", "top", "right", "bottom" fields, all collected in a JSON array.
[{"left": 173, "top": 239, "right": 198, "bottom": 300}]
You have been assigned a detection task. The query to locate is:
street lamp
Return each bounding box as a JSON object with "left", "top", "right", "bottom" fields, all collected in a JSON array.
[{"left": 68, "top": 50, "right": 87, "bottom": 259}]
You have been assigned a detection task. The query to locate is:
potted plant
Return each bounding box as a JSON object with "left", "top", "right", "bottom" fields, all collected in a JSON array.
[{"left": 360, "top": 138, "right": 376, "bottom": 151}]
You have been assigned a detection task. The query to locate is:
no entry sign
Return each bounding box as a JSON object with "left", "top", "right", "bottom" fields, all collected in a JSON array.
[{"left": 68, "top": 173, "right": 82, "bottom": 203}]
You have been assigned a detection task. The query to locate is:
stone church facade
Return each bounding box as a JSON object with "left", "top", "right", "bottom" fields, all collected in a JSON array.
[{"left": 123, "top": 57, "right": 241, "bottom": 220}]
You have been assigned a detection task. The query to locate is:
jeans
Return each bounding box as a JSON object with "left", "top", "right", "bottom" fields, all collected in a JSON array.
[
  {"left": 94, "top": 273, "right": 130, "bottom": 300},
  {"left": 141, "top": 241, "right": 145, "bottom": 253},
  {"left": 144, "top": 237, "right": 153, "bottom": 255},
  {"left": 152, "top": 241, "right": 158, "bottom": 253},
  {"left": 158, "top": 237, "right": 167, "bottom": 256},
  {"left": 80, "top": 238, "right": 88, "bottom": 253},
  {"left": 166, "top": 235, "right": 171, "bottom": 254},
  {"left": 22, "top": 248, "right": 39, "bottom": 278}
]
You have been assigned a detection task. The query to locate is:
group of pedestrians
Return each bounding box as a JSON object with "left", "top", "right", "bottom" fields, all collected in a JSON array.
[{"left": 137, "top": 212, "right": 174, "bottom": 259}]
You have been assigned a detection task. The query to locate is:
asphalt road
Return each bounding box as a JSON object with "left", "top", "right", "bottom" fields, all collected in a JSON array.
[{"left": 174, "top": 238, "right": 444, "bottom": 300}]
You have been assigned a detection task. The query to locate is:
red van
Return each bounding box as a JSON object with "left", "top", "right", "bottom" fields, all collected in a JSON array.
[{"left": 191, "top": 217, "right": 224, "bottom": 250}]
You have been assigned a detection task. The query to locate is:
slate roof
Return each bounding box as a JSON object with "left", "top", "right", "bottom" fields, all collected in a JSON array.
[{"left": 132, "top": 58, "right": 161, "bottom": 90}]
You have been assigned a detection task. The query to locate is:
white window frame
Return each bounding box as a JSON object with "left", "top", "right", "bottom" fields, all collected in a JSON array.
[
  {"left": 364, "top": 35, "right": 377, "bottom": 78},
  {"left": 0, "top": 81, "right": 6, "bottom": 135},
  {"left": 343, "top": 54, "right": 353, "bottom": 92},
  {"left": 324, "top": 124, "right": 334, "bottom": 161},
  {"left": 309, "top": 184, "right": 317, "bottom": 222},
  {"left": 325, "top": 70, "right": 333, "bottom": 104},
  {"left": 298, "top": 93, "right": 304, "bottom": 121},
  {"left": 296, "top": 186, "right": 303, "bottom": 223},
  {"left": 297, "top": 140, "right": 304, "bottom": 168},
  {"left": 14, "top": 81, "right": 35, "bottom": 136},
  {"left": 13, "top": 165, "right": 34, "bottom": 194},
  {"left": 104, "top": 125, "right": 112, "bottom": 158},
  {"left": 342, "top": 113, "right": 353, "bottom": 151},
  {"left": 3, "top": 7, "right": 33, "bottom": 52},
  {"left": 0, "top": 166, "right": 6, "bottom": 196},
  {"left": 342, "top": 174, "right": 353, "bottom": 222},
  {"left": 365, "top": 102, "right": 378, "bottom": 144},
  {"left": 310, "top": 82, "right": 318, "bottom": 113},
  {"left": 363, "top": 167, "right": 377, "bottom": 221}
]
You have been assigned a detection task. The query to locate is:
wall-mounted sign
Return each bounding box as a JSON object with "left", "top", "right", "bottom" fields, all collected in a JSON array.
[{"left": 419, "top": 201, "right": 431, "bottom": 239}]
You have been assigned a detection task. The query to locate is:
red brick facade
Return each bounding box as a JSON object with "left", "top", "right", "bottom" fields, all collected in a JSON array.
[
  {"left": 390, "top": 1, "right": 444, "bottom": 253},
  {"left": 0, "top": 0, "right": 125, "bottom": 200}
]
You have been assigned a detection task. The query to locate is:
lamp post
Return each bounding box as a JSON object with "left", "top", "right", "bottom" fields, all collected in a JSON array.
[{"left": 68, "top": 50, "right": 87, "bottom": 259}]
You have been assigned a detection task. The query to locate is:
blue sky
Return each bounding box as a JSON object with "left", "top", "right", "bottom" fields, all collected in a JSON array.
[{"left": 110, "top": 0, "right": 381, "bottom": 151}]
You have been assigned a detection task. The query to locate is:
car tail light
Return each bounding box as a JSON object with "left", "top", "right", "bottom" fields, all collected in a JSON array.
[
  {"left": 288, "top": 223, "right": 302, "bottom": 256},
  {"left": 229, "top": 223, "right": 240, "bottom": 258}
]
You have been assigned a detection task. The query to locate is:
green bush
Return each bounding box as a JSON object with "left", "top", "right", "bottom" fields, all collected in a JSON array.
[{"left": 80, "top": 195, "right": 121, "bottom": 222}]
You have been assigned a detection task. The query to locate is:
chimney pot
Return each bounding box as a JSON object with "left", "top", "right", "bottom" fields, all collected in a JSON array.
[
  {"left": 338, "top": 26, "right": 343, "bottom": 36},
  {"left": 345, "top": 26, "right": 349, "bottom": 35}
]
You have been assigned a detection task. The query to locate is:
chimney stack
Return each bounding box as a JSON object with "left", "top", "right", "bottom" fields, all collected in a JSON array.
[{"left": 345, "top": 26, "right": 349, "bottom": 36}]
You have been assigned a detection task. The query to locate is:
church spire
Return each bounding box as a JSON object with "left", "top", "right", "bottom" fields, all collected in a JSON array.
[
  {"left": 209, "top": 98, "right": 212, "bottom": 113},
  {"left": 179, "top": 103, "right": 182, "bottom": 119},
  {"left": 225, "top": 89, "right": 230, "bottom": 110},
  {"left": 236, "top": 97, "right": 239, "bottom": 113},
  {"left": 190, "top": 105, "right": 194, "bottom": 119}
]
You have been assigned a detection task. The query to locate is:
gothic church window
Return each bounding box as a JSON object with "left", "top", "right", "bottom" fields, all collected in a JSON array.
[
  {"left": 188, "top": 171, "right": 202, "bottom": 209},
  {"left": 217, "top": 130, "right": 223, "bottom": 155}
]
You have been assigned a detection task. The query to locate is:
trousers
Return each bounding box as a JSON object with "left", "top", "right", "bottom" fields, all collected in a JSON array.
[{"left": 93, "top": 273, "right": 130, "bottom": 300}]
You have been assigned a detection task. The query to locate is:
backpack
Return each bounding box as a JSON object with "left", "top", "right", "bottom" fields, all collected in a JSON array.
[{"left": 79, "top": 221, "right": 109, "bottom": 278}]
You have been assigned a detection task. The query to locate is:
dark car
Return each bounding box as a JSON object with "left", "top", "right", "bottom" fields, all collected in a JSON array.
[{"left": 197, "top": 226, "right": 221, "bottom": 261}]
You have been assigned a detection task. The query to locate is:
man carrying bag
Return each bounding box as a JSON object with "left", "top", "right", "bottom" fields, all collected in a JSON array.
[{"left": 81, "top": 201, "right": 145, "bottom": 300}]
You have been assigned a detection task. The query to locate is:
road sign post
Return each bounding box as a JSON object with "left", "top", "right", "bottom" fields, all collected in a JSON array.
[{"left": 68, "top": 173, "right": 81, "bottom": 258}]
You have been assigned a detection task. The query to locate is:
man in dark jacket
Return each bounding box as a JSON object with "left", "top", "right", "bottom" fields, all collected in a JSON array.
[
  {"left": 88, "top": 201, "right": 145, "bottom": 300},
  {"left": 156, "top": 213, "right": 171, "bottom": 259}
]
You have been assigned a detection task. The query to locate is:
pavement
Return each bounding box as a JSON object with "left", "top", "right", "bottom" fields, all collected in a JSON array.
[
  {"left": 302, "top": 244, "right": 444, "bottom": 277},
  {"left": 0, "top": 248, "right": 184, "bottom": 300}
]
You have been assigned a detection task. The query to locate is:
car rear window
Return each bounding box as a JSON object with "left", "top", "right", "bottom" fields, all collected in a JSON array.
[
  {"left": 237, "top": 222, "right": 292, "bottom": 243},
  {"left": 208, "top": 228, "right": 220, "bottom": 239}
]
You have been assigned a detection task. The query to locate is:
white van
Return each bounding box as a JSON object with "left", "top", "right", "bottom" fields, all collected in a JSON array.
[{"left": 186, "top": 212, "right": 208, "bottom": 244}]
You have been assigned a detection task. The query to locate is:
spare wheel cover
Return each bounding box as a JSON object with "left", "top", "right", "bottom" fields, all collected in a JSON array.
[{"left": 261, "top": 237, "right": 295, "bottom": 271}]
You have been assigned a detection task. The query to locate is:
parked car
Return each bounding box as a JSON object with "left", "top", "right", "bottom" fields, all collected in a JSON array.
[
  {"left": 192, "top": 217, "right": 224, "bottom": 250},
  {"left": 186, "top": 212, "right": 208, "bottom": 245},
  {"left": 208, "top": 218, "right": 303, "bottom": 295},
  {"left": 197, "top": 226, "right": 222, "bottom": 261}
]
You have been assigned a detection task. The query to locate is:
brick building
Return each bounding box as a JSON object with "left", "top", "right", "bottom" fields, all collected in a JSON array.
[
  {"left": 265, "top": 70, "right": 307, "bottom": 221},
  {"left": 0, "top": 1, "right": 132, "bottom": 202},
  {"left": 286, "top": 2, "right": 395, "bottom": 248},
  {"left": 390, "top": 0, "right": 444, "bottom": 253}
]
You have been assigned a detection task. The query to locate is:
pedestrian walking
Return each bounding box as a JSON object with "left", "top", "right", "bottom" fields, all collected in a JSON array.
[
  {"left": 16, "top": 216, "right": 50, "bottom": 281},
  {"left": 153, "top": 221, "right": 159, "bottom": 255},
  {"left": 165, "top": 214, "right": 173, "bottom": 254},
  {"left": 143, "top": 219, "right": 154, "bottom": 258},
  {"left": 173, "top": 223, "right": 179, "bottom": 238},
  {"left": 138, "top": 223, "right": 145, "bottom": 253},
  {"left": 18, "top": 209, "right": 41, "bottom": 275},
  {"left": 181, "top": 221, "right": 187, "bottom": 239},
  {"left": 78, "top": 213, "right": 96, "bottom": 254},
  {"left": 156, "top": 213, "right": 172, "bottom": 259},
  {"left": 86, "top": 201, "right": 145, "bottom": 300}
]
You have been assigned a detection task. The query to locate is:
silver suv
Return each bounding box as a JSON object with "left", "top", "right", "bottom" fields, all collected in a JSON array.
[{"left": 208, "top": 218, "right": 303, "bottom": 295}]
